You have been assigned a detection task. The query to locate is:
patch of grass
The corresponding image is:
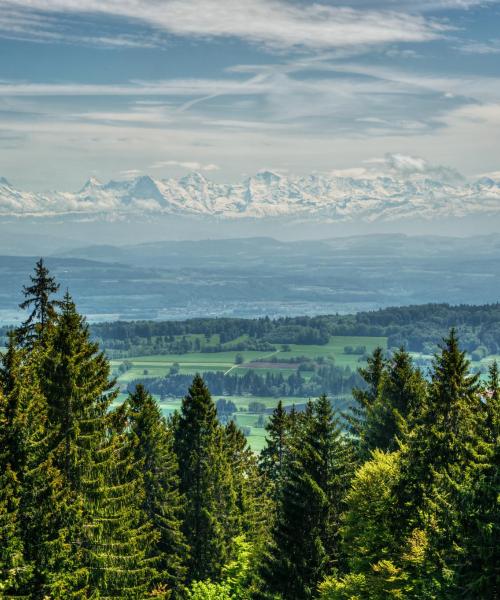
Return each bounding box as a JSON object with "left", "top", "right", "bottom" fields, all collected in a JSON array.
[
  {"left": 108, "top": 335, "right": 389, "bottom": 451},
  {"left": 111, "top": 336, "right": 388, "bottom": 385}
]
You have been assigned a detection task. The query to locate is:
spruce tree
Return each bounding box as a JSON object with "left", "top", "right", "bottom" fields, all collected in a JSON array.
[
  {"left": 224, "top": 420, "right": 257, "bottom": 538},
  {"left": 395, "top": 329, "right": 481, "bottom": 597},
  {"left": 0, "top": 334, "right": 46, "bottom": 597},
  {"left": 174, "top": 374, "right": 235, "bottom": 582},
  {"left": 456, "top": 361, "right": 500, "bottom": 597},
  {"left": 0, "top": 359, "right": 29, "bottom": 598},
  {"left": 17, "top": 258, "right": 61, "bottom": 345},
  {"left": 33, "top": 293, "right": 155, "bottom": 598},
  {"left": 259, "top": 400, "right": 289, "bottom": 486},
  {"left": 224, "top": 420, "right": 270, "bottom": 595},
  {"left": 126, "top": 384, "right": 188, "bottom": 596},
  {"left": 260, "top": 395, "right": 351, "bottom": 600},
  {"left": 347, "top": 347, "right": 386, "bottom": 458},
  {"left": 363, "top": 349, "right": 426, "bottom": 453}
]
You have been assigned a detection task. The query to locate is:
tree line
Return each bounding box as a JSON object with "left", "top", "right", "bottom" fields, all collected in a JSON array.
[
  {"left": 129, "top": 363, "right": 361, "bottom": 401},
  {"left": 5, "top": 301, "right": 500, "bottom": 358},
  {"left": 81, "top": 303, "right": 500, "bottom": 355},
  {"left": 0, "top": 259, "right": 498, "bottom": 599}
]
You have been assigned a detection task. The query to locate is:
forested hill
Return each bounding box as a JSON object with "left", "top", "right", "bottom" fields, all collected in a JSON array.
[
  {"left": 78, "top": 303, "right": 500, "bottom": 357},
  {"left": 1, "top": 259, "right": 498, "bottom": 599}
]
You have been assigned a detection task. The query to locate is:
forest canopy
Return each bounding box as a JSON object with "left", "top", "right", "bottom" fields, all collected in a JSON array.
[{"left": 0, "top": 261, "right": 498, "bottom": 599}]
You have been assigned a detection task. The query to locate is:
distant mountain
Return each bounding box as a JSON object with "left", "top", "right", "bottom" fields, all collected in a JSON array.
[
  {"left": 2, "top": 234, "right": 500, "bottom": 324},
  {"left": 1, "top": 170, "right": 500, "bottom": 222}
]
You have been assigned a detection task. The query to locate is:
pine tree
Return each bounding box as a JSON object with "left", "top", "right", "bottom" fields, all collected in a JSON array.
[
  {"left": 0, "top": 334, "right": 46, "bottom": 597},
  {"left": 174, "top": 375, "right": 235, "bottom": 582},
  {"left": 456, "top": 361, "right": 500, "bottom": 597},
  {"left": 363, "top": 349, "right": 426, "bottom": 453},
  {"left": 31, "top": 293, "right": 155, "bottom": 598},
  {"left": 17, "top": 258, "right": 61, "bottom": 345},
  {"left": 259, "top": 400, "right": 289, "bottom": 486},
  {"left": 394, "top": 329, "right": 481, "bottom": 597},
  {"left": 346, "top": 347, "right": 386, "bottom": 458},
  {"left": 260, "top": 395, "right": 351, "bottom": 600},
  {"left": 126, "top": 384, "right": 188, "bottom": 596}
]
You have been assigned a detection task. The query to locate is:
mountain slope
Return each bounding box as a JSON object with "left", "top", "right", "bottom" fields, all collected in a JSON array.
[{"left": 1, "top": 170, "right": 499, "bottom": 222}]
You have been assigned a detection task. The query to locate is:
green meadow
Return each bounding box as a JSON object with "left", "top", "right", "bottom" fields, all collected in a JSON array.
[
  {"left": 110, "top": 335, "right": 387, "bottom": 450},
  {"left": 110, "top": 335, "right": 387, "bottom": 384}
]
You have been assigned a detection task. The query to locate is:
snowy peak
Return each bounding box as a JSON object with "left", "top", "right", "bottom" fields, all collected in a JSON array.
[
  {"left": 125, "top": 175, "right": 166, "bottom": 205},
  {"left": 79, "top": 176, "right": 102, "bottom": 193},
  {"left": 1, "top": 170, "right": 500, "bottom": 222},
  {"left": 253, "top": 170, "right": 283, "bottom": 184}
]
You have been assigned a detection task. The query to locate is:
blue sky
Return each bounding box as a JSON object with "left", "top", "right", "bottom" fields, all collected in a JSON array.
[{"left": 1, "top": 0, "right": 499, "bottom": 190}]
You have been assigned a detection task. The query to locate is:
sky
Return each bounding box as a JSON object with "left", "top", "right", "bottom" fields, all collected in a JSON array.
[{"left": 1, "top": 0, "right": 500, "bottom": 190}]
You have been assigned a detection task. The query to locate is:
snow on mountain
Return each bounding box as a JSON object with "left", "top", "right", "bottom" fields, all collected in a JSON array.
[{"left": 1, "top": 170, "right": 499, "bottom": 222}]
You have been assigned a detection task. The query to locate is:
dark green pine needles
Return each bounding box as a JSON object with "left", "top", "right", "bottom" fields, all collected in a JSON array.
[
  {"left": 174, "top": 374, "right": 236, "bottom": 583},
  {"left": 125, "top": 384, "right": 188, "bottom": 597},
  {"left": 1, "top": 260, "right": 499, "bottom": 600}
]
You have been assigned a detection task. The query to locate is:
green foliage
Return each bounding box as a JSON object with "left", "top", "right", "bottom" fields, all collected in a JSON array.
[
  {"left": 363, "top": 349, "right": 426, "bottom": 454},
  {"left": 186, "top": 536, "right": 253, "bottom": 600},
  {"left": 126, "top": 384, "right": 188, "bottom": 596},
  {"left": 390, "top": 330, "right": 484, "bottom": 597},
  {"left": 1, "top": 262, "right": 499, "bottom": 600},
  {"left": 341, "top": 451, "right": 400, "bottom": 573},
  {"left": 318, "top": 561, "right": 407, "bottom": 600},
  {"left": 259, "top": 400, "right": 289, "bottom": 486},
  {"left": 17, "top": 257, "right": 61, "bottom": 345},
  {"left": 174, "top": 374, "right": 237, "bottom": 582},
  {"left": 260, "top": 395, "right": 351, "bottom": 600},
  {"left": 348, "top": 347, "right": 385, "bottom": 457},
  {"left": 186, "top": 580, "right": 234, "bottom": 600}
]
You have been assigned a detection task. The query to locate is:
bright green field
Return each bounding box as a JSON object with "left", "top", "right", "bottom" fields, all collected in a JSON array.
[
  {"left": 108, "top": 335, "right": 387, "bottom": 451},
  {"left": 110, "top": 335, "right": 387, "bottom": 384},
  {"left": 113, "top": 391, "right": 350, "bottom": 452}
]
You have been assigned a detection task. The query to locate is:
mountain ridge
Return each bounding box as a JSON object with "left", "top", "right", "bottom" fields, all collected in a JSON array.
[{"left": 1, "top": 170, "right": 500, "bottom": 222}]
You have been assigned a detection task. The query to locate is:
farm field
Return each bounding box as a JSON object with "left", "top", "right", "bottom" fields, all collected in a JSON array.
[
  {"left": 109, "top": 335, "right": 386, "bottom": 450},
  {"left": 114, "top": 392, "right": 347, "bottom": 451},
  {"left": 110, "top": 335, "right": 388, "bottom": 384}
]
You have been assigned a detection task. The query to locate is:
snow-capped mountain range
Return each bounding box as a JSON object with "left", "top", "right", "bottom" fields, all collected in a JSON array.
[{"left": 1, "top": 171, "right": 500, "bottom": 222}]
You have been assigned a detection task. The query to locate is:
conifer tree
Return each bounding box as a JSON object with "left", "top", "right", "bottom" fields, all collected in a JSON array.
[
  {"left": 224, "top": 420, "right": 257, "bottom": 537},
  {"left": 259, "top": 400, "right": 289, "bottom": 486},
  {"left": 260, "top": 395, "right": 350, "bottom": 600},
  {"left": 17, "top": 258, "right": 61, "bottom": 344},
  {"left": 174, "top": 375, "right": 235, "bottom": 582},
  {"left": 363, "top": 349, "right": 426, "bottom": 453},
  {"left": 0, "top": 463, "right": 27, "bottom": 598},
  {"left": 347, "top": 347, "right": 386, "bottom": 457},
  {"left": 0, "top": 366, "right": 29, "bottom": 597},
  {"left": 126, "top": 384, "right": 188, "bottom": 596},
  {"left": 395, "top": 329, "right": 481, "bottom": 597},
  {"left": 456, "top": 361, "right": 500, "bottom": 597},
  {"left": 224, "top": 420, "right": 270, "bottom": 595},
  {"left": 0, "top": 334, "right": 46, "bottom": 597},
  {"left": 33, "top": 293, "right": 155, "bottom": 598}
]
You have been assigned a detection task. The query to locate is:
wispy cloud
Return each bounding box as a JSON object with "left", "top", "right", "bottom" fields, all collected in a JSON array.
[
  {"left": 0, "top": 0, "right": 446, "bottom": 50},
  {"left": 459, "top": 39, "right": 500, "bottom": 54},
  {"left": 332, "top": 153, "right": 465, "bottom": 182},
  {"left": 0, "top": 78, "right": 269, "bottom": 97},
  {"left": 119, "top": 168, "right": 143, "bottom": 179},
  {"left": 150, "top": 160, "right": 220, "bottom": 172},
  {"left": 0, "top": 5, "right": 161, "bottom": 47},
  {"left": 346, "top": 0, "right": 499, "bottom": 9}
]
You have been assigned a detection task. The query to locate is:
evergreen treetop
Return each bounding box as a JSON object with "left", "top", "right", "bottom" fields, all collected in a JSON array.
[{"left": 18, "top": 258, "right": 61, "bottom": 344}]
